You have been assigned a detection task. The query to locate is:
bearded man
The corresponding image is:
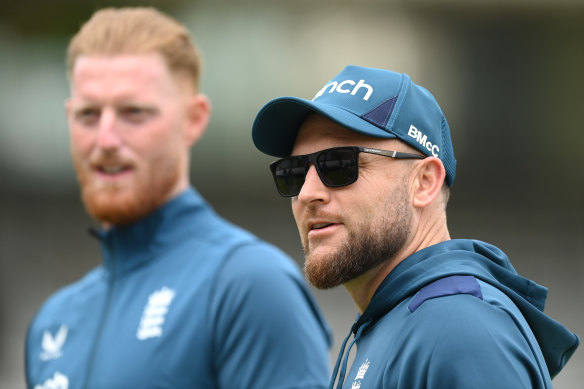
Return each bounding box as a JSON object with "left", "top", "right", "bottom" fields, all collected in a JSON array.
[
  {"left": 252, "top": 64, "right": 579, "bottom": 388},
  {"left": 25, "top": 7, "right": 331, "bottom": 389}
]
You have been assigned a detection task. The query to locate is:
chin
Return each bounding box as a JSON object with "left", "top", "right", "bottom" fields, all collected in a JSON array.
[
  {"left": 77, "top": 161, "right": 182, "bottom": 226},
  {"left": 82, "top": 186, "right": 158, "bottom": 226},
  {"left": 303, "top": 249, "right": 343, "bottom": 289}
]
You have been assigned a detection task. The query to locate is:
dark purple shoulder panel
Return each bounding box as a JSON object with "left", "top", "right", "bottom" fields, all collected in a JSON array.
[{"left": 408, "top": 275, "right": 483, "bottom": 313}]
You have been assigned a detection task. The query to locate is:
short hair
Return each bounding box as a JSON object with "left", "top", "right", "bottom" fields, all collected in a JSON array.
[{"left": 67, "top": 7, "right": 201, "bottom": 90}]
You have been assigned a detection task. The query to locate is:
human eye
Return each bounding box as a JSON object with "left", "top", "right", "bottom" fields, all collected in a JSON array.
[
  {"left": 119, "top": 105, "right": 156, "bottom": 124},
  {"left": 73, "top": 106, "right": 101, "bottom": 127}
]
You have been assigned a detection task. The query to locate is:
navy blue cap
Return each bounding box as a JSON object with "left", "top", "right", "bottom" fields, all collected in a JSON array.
[{"left": 252, "top": 65, "right": 456, "bottom": 186}]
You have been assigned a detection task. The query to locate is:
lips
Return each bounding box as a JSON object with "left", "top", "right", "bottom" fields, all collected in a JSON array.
[
  {"left": 311, "top": 222, "right": 334, "bottom": 230},
  {"left": 97, "top": 165, "right": 131, "bottom": 175},
  {"left": 90, "top": 159, "right": 134, "bottom": 179},
  {"left": 307, "top": 217, "right": 341, "bottom": 233},
  {"left": 303, "top": 211, "right": 343, "bottom": 236}
]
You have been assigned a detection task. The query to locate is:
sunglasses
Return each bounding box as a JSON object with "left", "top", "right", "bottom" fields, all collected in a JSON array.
[{"left": 269, "top": 146, "right": 425, "bottom": 197}]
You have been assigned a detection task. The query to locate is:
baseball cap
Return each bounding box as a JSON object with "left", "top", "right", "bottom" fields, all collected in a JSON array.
[{"left": 252, "top": 65, "right": 457, "bottom": 186}]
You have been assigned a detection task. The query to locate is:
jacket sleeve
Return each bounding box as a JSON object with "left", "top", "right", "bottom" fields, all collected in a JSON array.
[{"left": 208, "top": 241, "right": 332, "bottom": 389}]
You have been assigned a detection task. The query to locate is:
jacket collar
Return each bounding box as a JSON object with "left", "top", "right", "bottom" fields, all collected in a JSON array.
[{"left": 92, "top": 188, "right": 208, "bottom": 277}]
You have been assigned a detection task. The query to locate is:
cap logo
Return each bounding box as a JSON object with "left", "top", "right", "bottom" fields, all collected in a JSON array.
[
  {"left": 408, "top": 125, "right": 439, "bottom": 157},
  {"left": 312, "top": 79, "right": 373, "bottom": 101}
]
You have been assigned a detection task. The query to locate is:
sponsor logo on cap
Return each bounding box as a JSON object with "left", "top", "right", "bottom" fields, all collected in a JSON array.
[
  {"left": 408, "top": 125, "right": 439, "bottom": 157},
  {"left": 313, "top": 79, "right": 373, "bottom": 101}
]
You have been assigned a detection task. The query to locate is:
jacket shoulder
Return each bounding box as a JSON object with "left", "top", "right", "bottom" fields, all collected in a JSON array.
[
  {"left": 408, "top": 275, "right": 483, "bottom": 313},
  {"left": 28, "top": 267, "right": 104, "bottom": 330}
]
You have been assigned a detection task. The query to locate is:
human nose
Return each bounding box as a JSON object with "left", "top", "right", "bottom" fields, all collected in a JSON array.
[
  {"left": 296, "top": 165, "right": 330, "bottom": 204},
  {"left": 95, "top": 110, "right": 121, "bottom": 150}
]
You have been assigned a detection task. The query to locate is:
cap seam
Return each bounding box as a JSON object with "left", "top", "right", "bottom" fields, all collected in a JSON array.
[{"left": 386, "top": 74, "right": 409, "bottom": 131}]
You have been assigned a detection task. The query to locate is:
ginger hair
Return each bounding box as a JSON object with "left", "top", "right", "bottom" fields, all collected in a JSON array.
[{"left": 67, "top": 7, "right": 201, "bottom": 90}]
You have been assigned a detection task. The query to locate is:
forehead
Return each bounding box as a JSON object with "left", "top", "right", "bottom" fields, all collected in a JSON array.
[
  {"left": 292, "top": 114, "right": 399, "bottom": 155},
  {"left": 70, "top": 53, "right": 181, "bottom": 99}
]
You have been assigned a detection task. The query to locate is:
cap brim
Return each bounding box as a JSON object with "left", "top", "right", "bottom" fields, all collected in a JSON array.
[{"left": 252, "top": 96, "right": 397, "bottom": 157}]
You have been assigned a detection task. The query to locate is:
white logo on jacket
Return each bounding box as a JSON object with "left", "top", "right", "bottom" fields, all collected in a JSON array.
[
  {"left": 34, "top": 371, "right": 69, "bottom": 389},
  {"left": 351, "top": 358, "right": 370, "bottom": 388},
  {"left": 40, "top": 325, "right": 68, "bottom": 361},
  {"left": 356, "top": 358, "right": 370, "bottom": 379},
  {"left": 137, "top": 286, "right": 176, "bottom": 340}
]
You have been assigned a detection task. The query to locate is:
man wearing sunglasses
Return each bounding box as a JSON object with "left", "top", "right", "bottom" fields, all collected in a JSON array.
[
  {"left": 25, "top": 7, "right": 332, "bottom": 389},
  {"left": 252, "top": 65, "right": 578, "bottom": 388}
]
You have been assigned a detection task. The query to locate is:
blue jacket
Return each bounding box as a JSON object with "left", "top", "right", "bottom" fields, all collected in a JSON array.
[
  {"left": 331, "top": 239, "right": 579, "bottom": 389},
  {"left": 26, "top": 188, "right": 331, "bottom": 389}
]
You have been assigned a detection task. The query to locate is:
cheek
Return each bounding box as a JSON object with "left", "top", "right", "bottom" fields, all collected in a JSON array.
[
  {"left": 134, "top": 127, "right": 185, "bottom": 176},
  {"left": 291, "top": 199, "right": 302, "bottom": 224},
  {"left": 69, "top": 128, "right": 94, "bottom": 157},
  {"left": 345, "top": 183, "right": 389, "bottom": 219},
  {"left": 139, "top": 117, "right": 184, "bottom": 151},
  {"left": 291, "top": 199, "right": 311, "bottom": 238}
]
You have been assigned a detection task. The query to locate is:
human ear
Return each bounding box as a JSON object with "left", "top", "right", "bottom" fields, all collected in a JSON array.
[
  {"left": 412, "top": 157, "right": 446, "bottom": 208},
  {"left": 184, "top": 94, "right": 211, "bottom": 147}
]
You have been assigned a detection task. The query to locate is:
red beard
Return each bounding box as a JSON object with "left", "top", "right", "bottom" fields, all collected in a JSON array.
[{"left": 74, "top": 155, "right": 181, "bottom": 226}]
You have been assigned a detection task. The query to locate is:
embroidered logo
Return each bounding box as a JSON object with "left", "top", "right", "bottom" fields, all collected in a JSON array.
[
  {"left": 40, "top": 325, "right": 68, "bottom": 361},
  {"left": 34, "top": 371, "right": 69, "bottom": 389},
  {"left": 136, "top": 286, "right": 175, "bottom": 340},
  {"left": 351, "top": 358, "right": 370, "bottom": 389},
  {"left": 356, "top": 358, "right": 370, "bottom": 380}
]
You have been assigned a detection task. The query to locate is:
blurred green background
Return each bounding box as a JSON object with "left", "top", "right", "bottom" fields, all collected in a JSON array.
[{"left": 1, "top": 0, "right": 582, "bottom": 388}]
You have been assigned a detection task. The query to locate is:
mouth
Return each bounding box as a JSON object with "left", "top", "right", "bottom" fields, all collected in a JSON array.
[
  {"left": 99, "top": 165, "right": 127, "bottom": 173},
  {"left": 307, "top": 219, "right": 341, "bottom": 235},
  {"left": 304, "top": 212, "right": 342, "bottom": 237},
  {"left": 311, "top": 222, "right": 334, "bottom": 231},
  {"left": 94, "top": 163, "right": 133, "bottom": 177}
]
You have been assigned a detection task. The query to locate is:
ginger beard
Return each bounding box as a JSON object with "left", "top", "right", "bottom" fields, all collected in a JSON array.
[
  {"left": 73, "top": 149, "right": 181, "bottom": 227},
  {"left": 302, "top": 181, "right": 412, "bottom": 289}
]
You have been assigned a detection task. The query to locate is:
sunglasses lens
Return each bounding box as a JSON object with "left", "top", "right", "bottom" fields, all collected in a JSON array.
[
  {"left": 272, "top": 157, "right": 307, "bottom": 196},
  {"left": 270, "top": 147, "right": 360, "bottom": 197},
  {"left": 317, "top": 148, "right": 358, "bottom": 186}
]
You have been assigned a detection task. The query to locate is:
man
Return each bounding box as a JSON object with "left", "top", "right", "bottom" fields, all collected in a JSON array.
[
  {"left": 25, "top": 7, "right": 331, "bottom": 389},
  {"left": 252, "top": 65, "right": 579, "bottom": 388}
]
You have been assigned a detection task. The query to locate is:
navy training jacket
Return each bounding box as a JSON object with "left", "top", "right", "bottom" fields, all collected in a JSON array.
[
  {"left": 26, "top": 188, "right": 332, "bottom": 389},
  {"left": 330, "top": 239, "right": 579, "bottom": 389}
]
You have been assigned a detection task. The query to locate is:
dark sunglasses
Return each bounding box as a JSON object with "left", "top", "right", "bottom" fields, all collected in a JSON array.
[{"left": 269, "top": 146, "right": 425, "bottom": 197}]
